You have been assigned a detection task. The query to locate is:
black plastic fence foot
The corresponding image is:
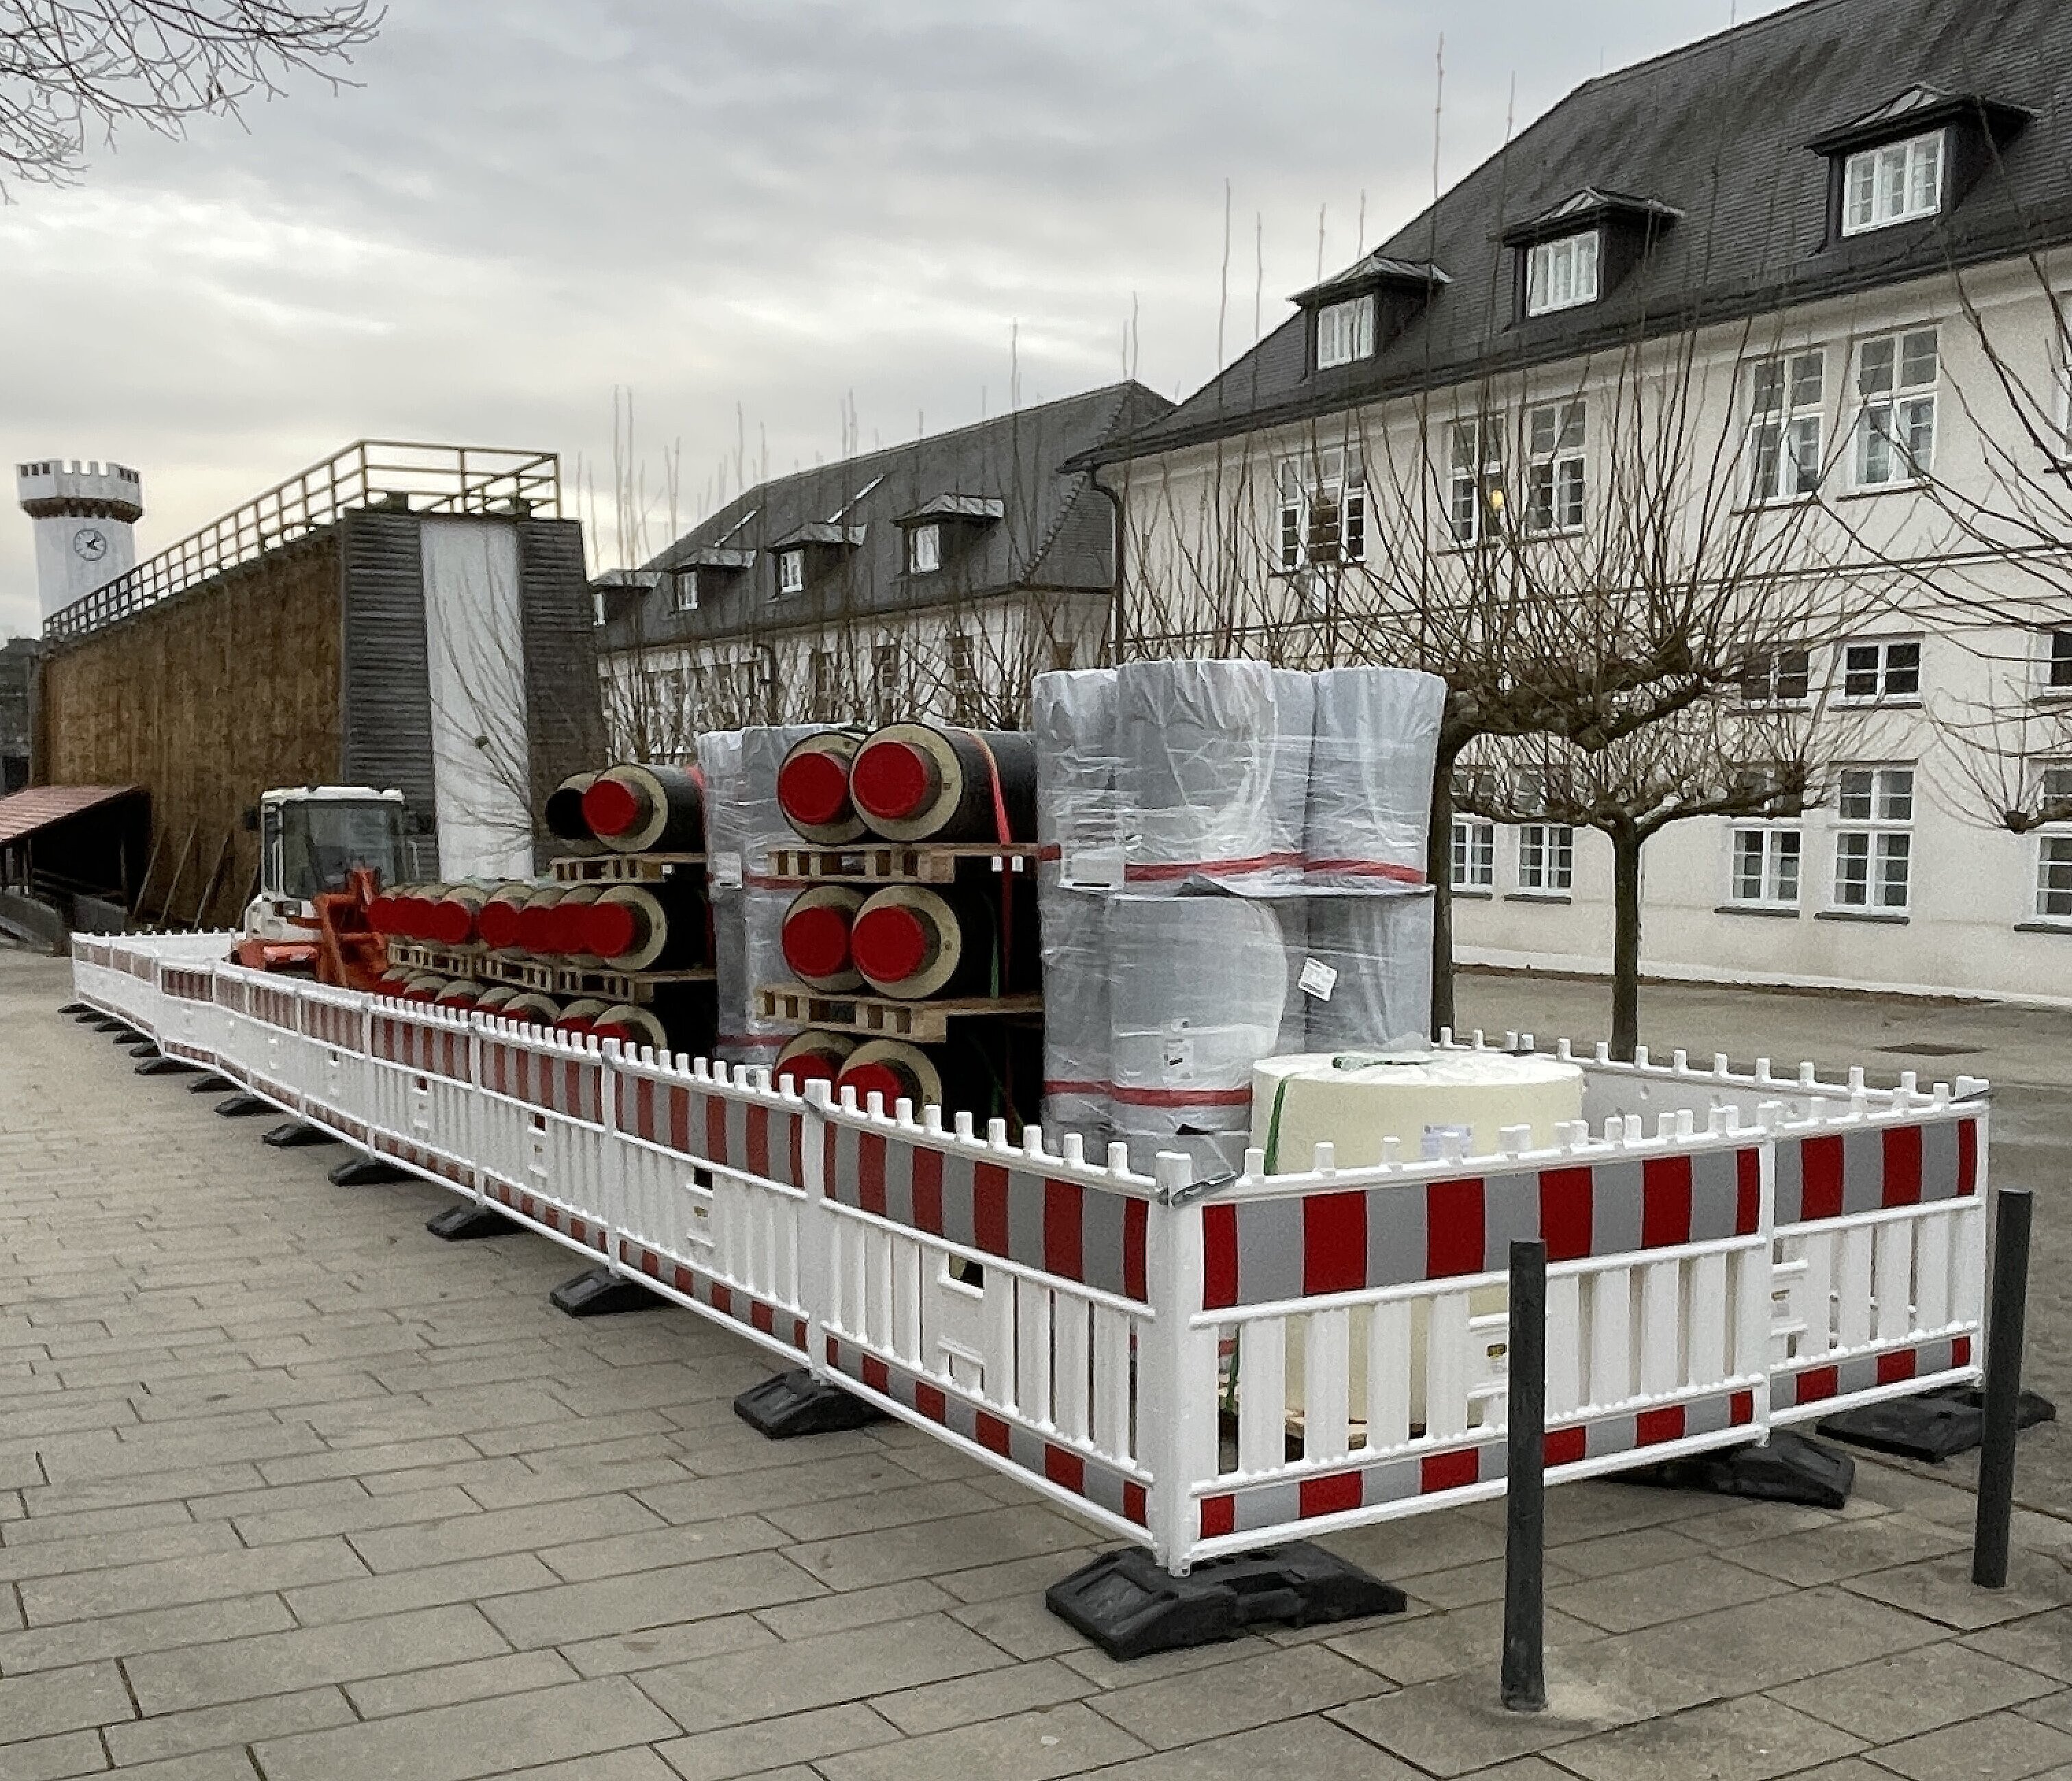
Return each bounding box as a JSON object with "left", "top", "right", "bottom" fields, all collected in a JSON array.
[
  {"left": 262, "top": 1121, "right": 336, "bottom": 1149},
  {"left": 734, "top": 1369, "right": 888, "bottom": 1439},
  {"left": 214, "top": 1093, "right": 272, "bottom": 1117},
  {"left": 329, "top": 1155, "right": 410, "bottom": 1186},
  {"left": 1620, "top": 1430, "right": 1854, "bottom": 1510},
  {"left": 1046, "top": 1543, "right": 1407, "bottom": 1661},
  {"left": 92, "top": 1019, "right": 129, "bottom": 1034},
  {"left": 1820, "top": 1383, "right": 2057, "bottom": 1463},
  {"left": 426, "top": 1202, "right": 514, "bottom": 1241},
  {"left": 550, "top": 1267, "right": 660, "bottom": 1318},
  {"left": 135, "top": 1055, "right": 197, "bottom": 1076},
  {"left": 186, "top": 1074, "right": 233, "bottom": 1094},
  {"left": 58, "top": 1001, "right": 87, "bottom": 1014}
]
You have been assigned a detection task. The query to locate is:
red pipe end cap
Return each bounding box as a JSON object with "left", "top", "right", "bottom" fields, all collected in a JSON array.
[
  {"left": 778, "top": 750, "right": 852, "bottom": 825},
  {"left": 587, "top": 900, "right": 639, "bottom": 959},
  {"left": 782, "top": 904, "right": 852, "bottom": 980},
  {"left": 838, "top": 1061, "right": 913, "bottom": 1108},
  {"left": 554, "top": 1016, "right": 594, "bottom": 1036},
  {"left": 582, "top": 776, "right": 643, "bottom": 838},
  {"left": 429, "top": 901, "right": 473, "bottom": 947},
  {"left": 479, "top": 904, "right": 519, "bottom": 949},
  {"left": 850, "top": 740, "right": 932, "bottom": 821},
  {"left": 515, "top": 905, "right": 557, "bottom": 954},
  {"left": 775, "top": 1051, "right": 841, "bottom": 1092},
  {"left": 850, "top": 905, "right": 930, "bottom": 983}
]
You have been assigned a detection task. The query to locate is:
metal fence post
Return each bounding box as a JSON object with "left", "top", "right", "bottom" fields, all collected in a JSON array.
[
  {"left": 1973, "top": 1186, "right": 2033, "bottom": 1590},
  {"left": 1502, "top": 1238, "right": 1549, "bottom": 1713}
]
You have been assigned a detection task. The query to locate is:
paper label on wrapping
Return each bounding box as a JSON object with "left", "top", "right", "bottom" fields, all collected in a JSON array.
[
  {"left": 1298, "top": 958, "right": 1338, "bottom": 1001},
  {"left": 1163, "top": 1021, "right": 1194, "bottom": 1078},
  {"left": 1063, "top": 845, "right": 1124, "bottom": 888},
  {"left": 711, "top": 851, "right": 744, "bottom": 891},
  {"left": 1421, "top": 1123, "right": 1475, "bottom": 1159}
]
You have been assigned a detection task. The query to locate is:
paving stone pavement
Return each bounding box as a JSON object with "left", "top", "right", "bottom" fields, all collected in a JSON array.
[{"left": 3, "top": 946, "right": 2067, "bottom": 1781}]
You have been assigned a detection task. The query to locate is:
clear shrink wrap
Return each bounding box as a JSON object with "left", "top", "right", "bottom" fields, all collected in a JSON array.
[
  {"left": 1304, "top": 666, "right": 1447, "bottom": 886},
  {"left": 1299, "top": 888, "right": 1435, "bottom": 1052}
]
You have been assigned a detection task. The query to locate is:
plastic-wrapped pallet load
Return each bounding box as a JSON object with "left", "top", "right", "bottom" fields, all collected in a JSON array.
[
  {"left": 1303, "top": 666, "right": 1446, "bottom": 886},
  {"left": 702, "top": 725, "right": 822, "bottom": 1067},
  {"left": 1032, "top": 669, "right": 1120, "bottom": 1144},
  {"left": 1299, "top": 890, "right": 1435, "bottom": 1051}
]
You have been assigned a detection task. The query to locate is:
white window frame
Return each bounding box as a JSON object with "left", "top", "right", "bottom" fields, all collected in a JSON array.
[
  {"left": 1853, "top": 327, "right": 1938, "bottom": 488},
  {"left": 1742, "top": 647, "right": 1812, "bottom": 708},
  {"left": 2040, "top": 629, "right": 2072, "bottom": 697},
  {"left": 1525, "top": 232, "right": 1600, "bottom": 317},
  {"left": 907, "top": 523, "right": 941, "bottom": 575},
  {"left": 777, "top": 549, "right": 805, "bottom": 596},
  {"left": 1831, "top": 764, "right": 1915, "bottom": 913},
  {"left": 1516, "top": 822, "right": 1575, "bottom": 893},
  {"left": 1524, "top": 399, "right": 1586, "bottom": 535},
  {"left": 1841, "top": 129, "right": 1945, "bottom": 236},
  {"left": 1316, "top": 295, "right": 1377, "bottom": 371},
  {"left": 1838, "top": 636, "right": 1922, "bottom": 706},
  {"left": 1446, "top": 417, "right": 1506, "bottom": 545},
  {"left": 1747, "top": 350, "right": 1827, "bottom": 502},
  {"left": 1727, "top": 825, "right": 1803, "bottom": 909},
  {"left": 2036, "top": 764, "right": 2072, "bottom": 923},
  {"left": 671, "top": 569, "right": 699, "bottom": 614},
  {"left": 1276, "top": 444, "right": 1366, "bottom": 571},
  {"left": 1451, "top": 817, "right": 1494, "bottom": 892}
]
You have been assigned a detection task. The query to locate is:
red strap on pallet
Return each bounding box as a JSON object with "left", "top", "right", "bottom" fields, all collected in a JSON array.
[{"left": 957, "top": 728, "right": 1015, "bottom": 993}]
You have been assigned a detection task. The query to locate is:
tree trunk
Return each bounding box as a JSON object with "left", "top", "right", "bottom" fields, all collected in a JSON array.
[
  {"left": 1427, "top": 732, "right": 1467, "bottom": 1038},
  {"left": 1610, "top": 823, "right": 1643, "bottom": 1063}
]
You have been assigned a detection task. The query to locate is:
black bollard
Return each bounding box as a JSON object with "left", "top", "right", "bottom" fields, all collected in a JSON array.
[
  {"left": 1973, "top": 1187, "right": 2033, "bottom": 1590},
  {"left": 1501, "top": 1237, "right": 1549, "bottom": 1713}
]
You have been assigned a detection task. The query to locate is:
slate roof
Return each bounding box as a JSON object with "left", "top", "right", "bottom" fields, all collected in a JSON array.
[
  {"left": 1092, "top": 0, "right": 2072, "bottom": 466},
  {"left": 598, "top": 382, "right": 1173, "bottom": 651}
]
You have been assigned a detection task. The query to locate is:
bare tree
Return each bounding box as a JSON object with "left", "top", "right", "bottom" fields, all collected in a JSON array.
[{"left": 0, "top": 0, "right": 381, "bottom": 188}]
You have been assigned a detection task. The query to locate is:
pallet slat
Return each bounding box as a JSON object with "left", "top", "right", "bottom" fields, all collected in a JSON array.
[
  {"left": 752, "top": 981, "right": 1042, "bottom": 1043},
  {"left": 551, "top": 852, "right": 706, "bottom": 884},
  {"left": 763, "top": 843, "right": 1039, "bottom": 886}
]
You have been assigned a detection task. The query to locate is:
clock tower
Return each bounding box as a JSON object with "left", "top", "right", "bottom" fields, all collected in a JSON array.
[{"left": 16, "top": 458, "right": 145, "bottom": 631}]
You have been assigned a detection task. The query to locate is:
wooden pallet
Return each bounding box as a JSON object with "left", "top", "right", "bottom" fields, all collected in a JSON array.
[
  {"left": 551, "top": 965, "right": 716, "bottom": 1003},
  {"left": 384, "top": 941, "right": 485, "bottom": 977},
  {"left": 763, "top": 842, "right": 1040, "bottom": 886},
  {"left": 752, "top": 982, "right": 1042, "bottom": 1043},
  {"left": 551, "top": 851, "right": 706, "bottom": 884}
]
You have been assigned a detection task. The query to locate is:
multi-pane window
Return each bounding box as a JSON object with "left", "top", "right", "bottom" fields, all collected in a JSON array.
[
  {"left": 907, "top": 524, "right": 941, "bottom": 575},
  {"left": 1451, "top": 818, "right": 1494, "bottom": 891},
  {"left": 1842, "top": 130, "right": 1944, "bottom": 236},
  {"left": 1748, "top": 351, "right": 1825, "bottom": 500},
  {"left": 1832, "top": 766, "right": 1914, "bottom": 912},
  {"left": 1729, "top": 827, "right": 1802, "bottom": 907},
  {"left": 1854, "top": 328, "right": 1938, "bottom": 487},
  {"left": 1525, "top": 400, "right": 1586, "bottom": 533},
  {"left": 1742, "top": 649, "right": 1812, "bottom": 706},
  {"left": 777, "top": 549, "right": 805, "bottom": 595},
  {"left": 2038, "top": 765, "right": 2072, "bottom": 921},
  {"left": 1518, "top": 822, "right": 1575, "bottom": 893},
  {"left": 1525, "top": 232, "right": 1599, "bottom": 316},
  {"left": 1316, "top": 295, "right": 1377, "bottom": 370},
  {"left": 872, "top": 643, "right": 902, "bottom": 725},
  {"left": 2045, "top": 630, "right": 2072, "bottom": 693},
  {"left": 671, "top": 570, "right": 700, "bottom": 614},
  {"left": 1447, "top": 418, "right": 1506, "bottom": 544},
  {"left": 1276, "top": 445, "right": 1366, "bottom": 570},
  {"left": 1840, "top": 637, "right": 1922, "bottom": 704},
  {"left": 810, "top": 648, "right": 837, "bottom": 712}
]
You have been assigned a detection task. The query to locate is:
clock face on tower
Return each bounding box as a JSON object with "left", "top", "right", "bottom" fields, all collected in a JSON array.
[{"left": 72, "top": 526, "right": 108, "bottom": 563}]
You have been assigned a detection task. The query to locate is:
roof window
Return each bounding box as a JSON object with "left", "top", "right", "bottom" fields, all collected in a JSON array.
[
  {"left": 1842, "top": 130, "right": 1943, "bottom": 235},
  {"left": 1525, "top": 234, "right": 1599, "bottom": 316}
]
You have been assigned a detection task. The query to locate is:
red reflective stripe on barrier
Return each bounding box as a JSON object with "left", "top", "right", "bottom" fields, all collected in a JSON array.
[
  {"left": 1800, "top": 1134, "right": 1845, "bottom": 1221},
  {"left": 1736, "top": 1149, "right": 1762, "bottom": 1234},
  {"left": 751, "top": 1302, "right": 774, "bottom": 1335},
  {"left": 634, "top": 1075, "right": 654, "bottom": 1142},
  {"left": 788, "top": 1114, "right": 804, "bottom": 1188},
  {"left": 1539, "top": 1167, "right": 1593, "bottom": 1262},
  {"left": 1953, "top": 1335, "right": 1973, "bottom": 1366},
  {"left": 1304, "top": 1191, "right": 1366, "bottom": 1295},
  {"left": 1124, "top": 1482, "right": 1148, "bottom": 1525},
  {"left": 858, "top": 1133, "right": 887, "bottom": 1217},
  {"left": 1202, "top": 1204, "right": 1238, "bottom": 1309},
  {"left": 669, "top": 1086, "right": 691, "bottom": 1154},
  {"left": 974, "top": 1164, "right": 1010, "bottom": 1256},
  {"left": 915, "top": 1381, "right": 946, "bottom": 1422},
  {"left": 1044, "top": 1446, "right": 1085, "bottom": 1493},
  {"left": 1545, "top": 1426, "right": 1588, "bottom": 1466},
  {"left": 1421, "top": 1448, "right": 1480, "bottom": 1493},
  {"left": 1882, "top": 1124, "right": 1923, "bottom": 1206},
  {"left": 911, "top": 1147, "right": 943, "bottom": 1234},
  {"left": 1957, "top": 1120, "right": 1978, "bottom": 1195},
  {"left": 1636, "top": 1405, "right": 1686, "bottom": 1447},
  {"left": 1731, "top": 1390, "right": 1755, "bottom": 1425},
  {"left": 1877, "top": 1349, "right": 1919, "bottom": 1386},
  {"left": 1796, "top": 1365, "right": 1838, "bottom": 1404},
  {"left": 1300, "top": 1471, "right": 1362, "bottom": 1518},
  {"left": 1642, "top": 1154, "right": 1693, "bottom": 1248},
  {"left": 745, "top": 1105, "right": 770, "bottom": 1178},
  {"left": 1124, "top": 1199, "right": 1148, "bottom": 1302},
  {"left": 1199, "top": 1495, "right": 1235, "bottom": 1539},
  {"left": 1044, "top": 1180, "right": 1083, "bottom": 1280},
  {"left": 975, "top": 1411, "right": 1011, "bottom": 1455},
  {"left": 705, "top": 1095, "right": 728, "bottom": 1167},
  {"left": 711, "top": 1284, "right": 732, "bottom": 1317},
  {"left": 1427, "top": 1180, "right": 1484, "bottom": 1278}
]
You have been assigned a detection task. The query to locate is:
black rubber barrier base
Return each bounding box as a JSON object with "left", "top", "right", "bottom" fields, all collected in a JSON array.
[
  {"left": 1820, "top": 1384, "right": 2058, "bottom": 1462},
  {"left": 734, "top": 1369, "right": 888, "bottom": 1439},
  {"left": 58, "top": 1001, "right": 88, "bottom": 1015},
  {"left": 214, "top": 1093, "right": 273, "bottom": 1118},
  {"left": 186, "top": 1074, "right": 234, "bottom": 1094},
  {"left": 329, "top": 1156, "right": 410, "bottom": 1187},
  {"left": 550, "top": 1267, "right": 661, "bottom": 1318},
  {"left": 1622, "top": 1430, "right": 1855, "bottom": 1509},
  {"left": 262, "top": 1122, "right": 338, "bottom": 1149},
  {"left": 135, "top": 1056, "right": 197, "bottom": 1076},
  {"left": 1047, "top": 1543, "right": 1407, "bottom": 1661},
  {"left": 92, "top": 1019, "right": 130, "bottom": 1034},
  {"left": 426, "top": 1203, "right": 515, "bottom": 1241}
]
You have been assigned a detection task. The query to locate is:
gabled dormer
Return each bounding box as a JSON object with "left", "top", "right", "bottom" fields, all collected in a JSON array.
[
  {"left": 666, "top": 546, "right": 753, "bottom": 614},
  {"left": 767, "top": 522, "right": 865, "bottom": 599},
  {"left": 895, "top": 493, "right": 1003, "bottom": 575},
  {"left": 1501, "top": 188, "right": 1681, "bottom": 321},
  {"left": 1807, "top": 86, "right": 2031, "bottom": 243},
  {"left": 1291, "top": 253, "right": 1449, "bottom": 374}
]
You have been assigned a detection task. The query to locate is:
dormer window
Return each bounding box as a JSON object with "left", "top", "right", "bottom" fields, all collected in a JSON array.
[
  {"left": 1316, "top": 296, "right": 1376, "bottom": 370},
  {"left": 671, "top": 570, "right": 699, "bottom": 613},
  {"left": 1525, "top": 233, "right": 1599, "bottom": 316},
  {"left": 777, "top": 549, "right": 804, "bottom": 595},
  {"left": 907, "top": 523, "right": 941, "bottom": 574},
  {"left": 1842, "top": 129, "right": 1943, "bottom": 235}
]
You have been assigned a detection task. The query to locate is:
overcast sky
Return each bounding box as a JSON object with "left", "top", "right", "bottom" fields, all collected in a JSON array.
[{"left": 0, "top": 0, "right": 1791, "bottom": 637}]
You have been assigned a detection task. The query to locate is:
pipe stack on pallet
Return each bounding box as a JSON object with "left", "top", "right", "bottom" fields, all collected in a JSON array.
[
  {"left": 366, "top": 764, "right": 719, "bottom": 1054},
  {"left": 730, "top": 721, "right": 1042, "bottom": 1123},
  {"left": 1035, "top": 660, "right": 1445, "bottom": 1178}
]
